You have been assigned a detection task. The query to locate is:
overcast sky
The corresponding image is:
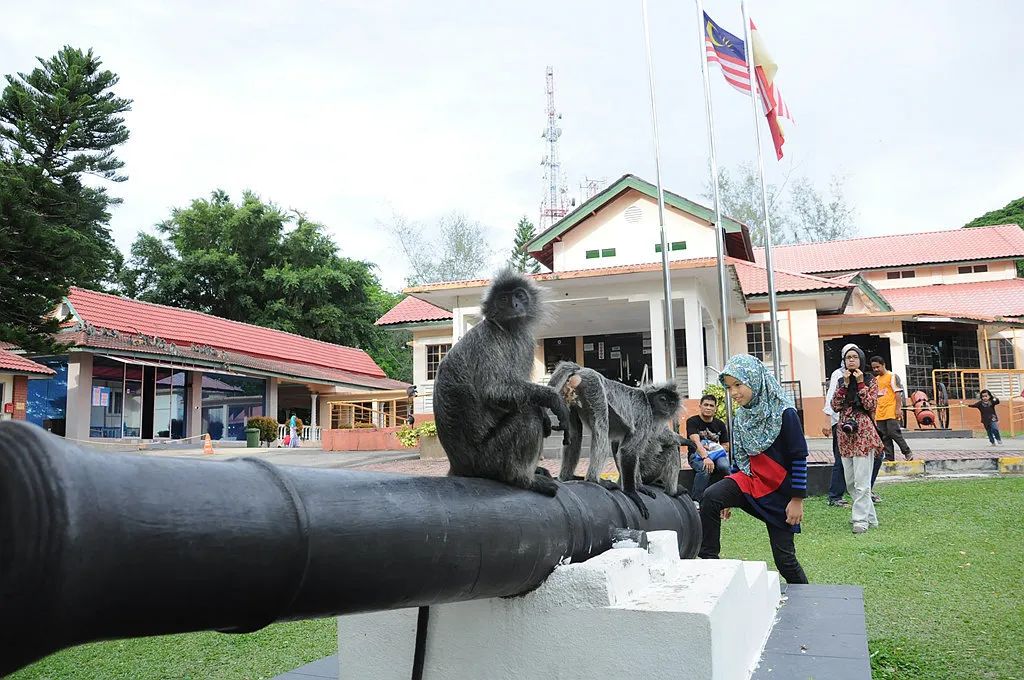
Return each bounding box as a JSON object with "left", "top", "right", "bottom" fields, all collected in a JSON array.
[{"left": 3, "top": 1, "right": 1022, "bottom": 290}]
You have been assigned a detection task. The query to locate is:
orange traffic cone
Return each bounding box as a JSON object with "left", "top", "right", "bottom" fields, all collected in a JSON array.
[{"left": 203, "top": 433, "right": 214, "bottom": 455}]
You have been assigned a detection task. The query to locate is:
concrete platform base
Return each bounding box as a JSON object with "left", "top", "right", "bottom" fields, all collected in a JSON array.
[{"left": 337, "top": 531, "right": 781, "bottom": 680}]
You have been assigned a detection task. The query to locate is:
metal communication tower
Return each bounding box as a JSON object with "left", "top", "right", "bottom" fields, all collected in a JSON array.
[
  {"left": 539, "top": 66, "right": 569, "bottom": 229},
  {"left": 579, "top": 177, "right": 605, "bottom": 201}
]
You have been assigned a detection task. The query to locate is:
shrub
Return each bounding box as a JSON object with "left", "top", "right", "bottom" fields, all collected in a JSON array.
[
  {"left": 701, "top": 383, "right": 727, "bottom": 420},
  {"left": 247, "top": 416, "right": 279, "bottom": 444},
  {"left": 395, "top": 421, "right": 438, "bottom": 448}
]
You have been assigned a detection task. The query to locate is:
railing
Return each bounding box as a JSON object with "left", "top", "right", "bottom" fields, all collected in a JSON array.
[
  {"left": 329, "top": 401, "right": 411, "bottom": 430},
  {"left": 414, "top": 383, "right": 434, "bottom": 414},
  {"left": 276, "top": 423, "right": 322, "bottom": 442},
  {"left": 924, "top": 368, "right": 1024, "bottom": 436}
]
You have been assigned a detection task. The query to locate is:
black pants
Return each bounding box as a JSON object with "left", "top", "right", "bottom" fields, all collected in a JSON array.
[
  {"left": 828, "top": 424, "right": 847, "bottom": 501},
  {"left": 876, "top": 418, "right": 911, "bottom": 460},
  {"left": 698, "top": 477, "right": 808, "bottom": 585}
]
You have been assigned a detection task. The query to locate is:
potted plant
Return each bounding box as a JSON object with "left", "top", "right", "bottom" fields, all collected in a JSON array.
[
  {"left": 247, "top": 416, "right": 280, "bottom": 447},
  {"left": 396, "top": 421, "right": 444, "bottom": 459}
]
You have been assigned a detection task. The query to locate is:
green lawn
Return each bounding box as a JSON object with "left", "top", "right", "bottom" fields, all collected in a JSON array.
[
  {"left": 10, "top": 618, "right": 337, "bottom": 680},
  {"left": 721, "top": 477, "right": 1024, "bottom": 680},
  {"left": 11, "top": 478, "right": 1024, "bottom": 680}
]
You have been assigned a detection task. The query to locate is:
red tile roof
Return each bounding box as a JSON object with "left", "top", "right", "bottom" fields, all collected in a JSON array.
[
  {"left": 753, "top": 225, "right": 1024, "bottom": 274},
  {"left": 66, "top": 287, "right": 386, "bottom": 378},
  {"left": 731, "top": 259, "right": 853, "bottom": 296},
  {"left": 394, "top": 258, "right": 848, "bottom": 303},
  {"left": 0, "top": 348, "right": 55, "bottom": 375},
  {"left": 375, "top": 296, "right": 453, "bottom": 326},
  {"left": 879, "top": 279, "right": 1024, "bottom": 320}
]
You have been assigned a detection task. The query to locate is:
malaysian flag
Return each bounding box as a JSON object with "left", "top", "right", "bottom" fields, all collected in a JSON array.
[
  {"left": 703, "top": 12, "right": 751, "bottom": 95},
  {"left": 704, "top": 12, "right": 793, "bottom": 157}
]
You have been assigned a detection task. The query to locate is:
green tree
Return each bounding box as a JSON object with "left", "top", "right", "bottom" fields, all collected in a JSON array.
[
  {"left": 508, "top": 216, "right": 541, "bottom": 273},
  {"left": 0, "top": 46, "right": 130, "bottom": 352},
  {"left": 118, "top": 191, "right": 411, "bottom": 382},
  {"left": 964, "top": 197, "right": 1024, "bottom": 276}
]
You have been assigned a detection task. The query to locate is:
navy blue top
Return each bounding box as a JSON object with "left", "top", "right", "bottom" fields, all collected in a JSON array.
[{"left": 728, "top": 408, "right": 808, "bottom": 532}]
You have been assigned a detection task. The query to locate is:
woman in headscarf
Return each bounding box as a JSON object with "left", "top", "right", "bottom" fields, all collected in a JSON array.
[
  {"left": 830, "top": 344, "right": 883, "bottom": 534},
  {"left": 698, "top": 354, "right": 808, "bottom": 585},
  {"left": 822, "top": 343, "right": 857, "bottom": 507}
]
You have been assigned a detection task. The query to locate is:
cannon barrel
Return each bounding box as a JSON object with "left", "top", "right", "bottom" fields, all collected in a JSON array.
[{"left": 0, "top": 421, "right": 700, "bottom": 674}]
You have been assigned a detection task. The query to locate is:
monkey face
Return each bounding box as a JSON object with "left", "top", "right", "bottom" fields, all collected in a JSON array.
[
  {"left": 494, "top": 288, "right": 531, "bottom": 320},
  {"left": 647, "top": 385, "right": 682, "bottom": 419}
]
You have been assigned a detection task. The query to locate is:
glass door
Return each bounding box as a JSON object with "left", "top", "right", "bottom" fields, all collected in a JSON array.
[{"left": 123, "top": 364, "right": 144, "bottom": 438}]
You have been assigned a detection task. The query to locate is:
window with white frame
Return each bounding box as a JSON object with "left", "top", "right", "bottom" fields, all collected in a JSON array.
[
  {"left": 746, "top": 322, "right": 775, "bottom": 364},
  {"left": 886, "top": 270, "right": 916, "bottom": 280},
  {"left": 426, "top": 343, "right": 452, "bottom": 381},
  {"left": 958, "top": 264, "right": 989, "bottom": 274},
  {"left": 989, "top": 338, "right": 1016, "bottom": 369}
]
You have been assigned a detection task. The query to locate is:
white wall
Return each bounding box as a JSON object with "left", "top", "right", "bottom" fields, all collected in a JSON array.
[
  {"left": 65, "top": 352, "right": 93, "bottom": 441},
  {"left": 731, "top": 302, "right": 823, "bottom": 397},
  {"left": 553, "top": 192, "right": 719, "bottom": 272},
  {"left": 0, "top": 374, "right": 13, "bottom": 422}
]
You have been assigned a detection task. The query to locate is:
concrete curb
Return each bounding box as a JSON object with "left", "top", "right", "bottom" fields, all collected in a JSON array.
[{"left": 876, "top": 456, "right": 1024, "bottom": 477}]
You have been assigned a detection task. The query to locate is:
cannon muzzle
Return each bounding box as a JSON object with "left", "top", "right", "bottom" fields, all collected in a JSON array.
[{"left": 0, "top": 421, "right": 700, "bottom": 674}]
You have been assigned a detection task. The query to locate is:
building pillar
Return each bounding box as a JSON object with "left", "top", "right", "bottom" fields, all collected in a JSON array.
[
  {"left": 265, "top": 377, "right": 280, "bottom": 422},
  {"left": 12, "top": 375, "right": 28, "bottom": 421},
  {"left": 648, "top": 298, "right": 667, "bottom": 383},
  {"left": 683, "top": 295, "right": 705, "bottom": 400},
  {"left": 188, "top": 371, "right": 204, "bottom": 439},
  {"left": 310, "top": 393, "right": 319, "bottom": 427},
  {"left": 65, "top": 352, "right": 93, "bottom": 441},
  {"left": 887, "top": 328, "right": 908, "bottom": 389},
  {"left": 452, "top": 306, "right": 480, "bottom": 343}
]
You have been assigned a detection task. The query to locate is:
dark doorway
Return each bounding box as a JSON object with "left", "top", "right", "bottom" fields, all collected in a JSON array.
[
  {"left": 544, "top": 337, "right": 577, "bottom": 374},
  {"left": 823, "top": 335, "right": 892, "bottom": 383},
  {"left": 583, "top": 332, "right": 651, "bottom": 386},
  {"left": 903, "top": 322, "right": 980, "bottom": 399},
  {"left": 141, "top": 365, "right": 156, "bottom": 439}
]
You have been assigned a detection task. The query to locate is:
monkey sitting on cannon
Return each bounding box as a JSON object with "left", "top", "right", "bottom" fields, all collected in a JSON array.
[
  {"left": 641, "top": 425, "right": 696, "bottom": 498},
  {"left": 433, "top": 270, "right": 569, "bottom": 496},
  {"left": 548, "top": 361, "right": 682, "bottom": 518}
]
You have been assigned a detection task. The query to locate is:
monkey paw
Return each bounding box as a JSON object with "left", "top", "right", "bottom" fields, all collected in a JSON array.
[
  {"left": 534, "top": 466, "right": 552, "bottom": 478},
  {"left": 624, "top": 491, "right": 651, "bottom": 519},
  {"left": 528, "top": 474, "right": 559, "bottom": 497},
  {"left": 597, "top": 479, "right": 620, "bottom": 491},
  {"left": 638, "top": 484, "right": 658, "bottom": 499}
]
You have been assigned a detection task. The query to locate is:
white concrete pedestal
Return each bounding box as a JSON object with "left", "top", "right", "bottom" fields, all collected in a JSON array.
[{"left": 338, "top": 531, "right": 781, "bottom": 680}]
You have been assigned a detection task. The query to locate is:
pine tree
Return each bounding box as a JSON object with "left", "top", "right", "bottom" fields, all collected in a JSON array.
[
  {"left": 0, "top": 47, "right": 130, "bottom": 352},
  {"left": 508, "top": 216, "right": 541, "bottom": 273}
]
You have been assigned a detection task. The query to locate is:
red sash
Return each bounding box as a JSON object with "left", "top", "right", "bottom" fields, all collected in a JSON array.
[{"left": 728, "top": 452, "right": 788, "bottom": 498}]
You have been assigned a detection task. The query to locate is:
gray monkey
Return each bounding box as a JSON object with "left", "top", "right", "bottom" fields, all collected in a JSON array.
[
  {"left": 433, "top": 270, "right": 569, "bottom": 496},
  {"left": 548, "top": 361, "right": 682, "bottom": 517},
  {"left": 641, "top": 425, "right": 695, "bottom": 497}
]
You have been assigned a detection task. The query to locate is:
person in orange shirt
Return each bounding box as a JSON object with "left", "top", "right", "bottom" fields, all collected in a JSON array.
[{"left": 869, "top": 356, "right": 913, "bottom": 463}]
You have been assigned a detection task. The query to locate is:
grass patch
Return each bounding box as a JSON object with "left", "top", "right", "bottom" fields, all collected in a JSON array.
[
  {"left": 10, "top": 478, "right": 1024, "bottom": 679},
  {"left": 10, "top": 617, "right": 336, "bottom": 680},
  {"left": 719, "top": 477, "right": 1024, "bottom": 680}
]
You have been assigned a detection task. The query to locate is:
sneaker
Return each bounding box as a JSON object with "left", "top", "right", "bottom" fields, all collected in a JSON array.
[
  {"left": 871, "top": 492, "right": 882, "bottom": 504},
  {"left": 904, "top": 451, "right": 914, "bottom": 461},
  {"left": 852, "top": 524, "right": 868, "bottom": 534},
  {"left": 827, "top": 498, "right": 850, "bottom": 507}
]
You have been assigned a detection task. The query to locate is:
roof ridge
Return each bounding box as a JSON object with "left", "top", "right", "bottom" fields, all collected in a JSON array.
[
  {"left": 729, "top": 258, "right": 852, "bottom": 287},
  {"left": 68, "top": 286, "right": 374, "bottom": 360},
  {"left": 755, "top": 223, "right": 1022, "bottom": 251}
]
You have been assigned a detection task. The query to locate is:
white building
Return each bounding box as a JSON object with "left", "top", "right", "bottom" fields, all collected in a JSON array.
[{"left": 377, "top": 174, "right": 1024, "bottom": 436}]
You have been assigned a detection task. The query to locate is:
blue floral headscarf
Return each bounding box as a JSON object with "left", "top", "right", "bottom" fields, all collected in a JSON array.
[{"left": 720, "top": 354, "right": 794, "bottom": 476}]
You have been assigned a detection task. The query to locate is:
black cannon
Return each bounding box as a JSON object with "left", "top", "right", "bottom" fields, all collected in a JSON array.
[{"left": 0, "top": 421, "right": 701, "bottom": 675}]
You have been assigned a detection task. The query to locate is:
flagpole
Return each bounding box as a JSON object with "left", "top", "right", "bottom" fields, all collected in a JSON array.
[
  {"left": 740, "top": 0, "right": 782, "bottom": 381},
  {"left": 694, "top": 0, "right": 731, "bottom": 400},
  {"left": 641, "top": 0, "right": 677, "bottom": 384}
]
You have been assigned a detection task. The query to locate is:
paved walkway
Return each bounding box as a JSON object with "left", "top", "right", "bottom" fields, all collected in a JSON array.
[{"left": 80, "top": 435, "right": 1022, "bottom": 474}]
